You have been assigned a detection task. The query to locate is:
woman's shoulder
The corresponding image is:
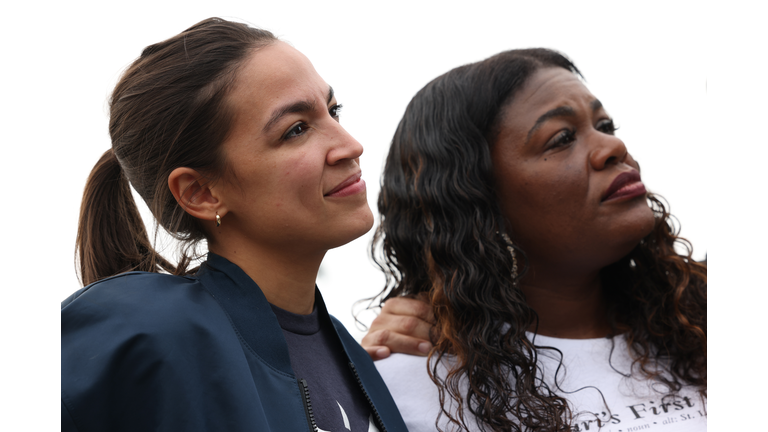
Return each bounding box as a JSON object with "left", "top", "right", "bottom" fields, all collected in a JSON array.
[
  {"left": 61, "top": 271, "right": 240, "bottom": 392},
  {"left": 62, "top": 271, "right": 198, "bottom": 304},
  {"left": 375, "top": 353, "right": 437, "bottom": 391},
  {"left": 375, "top": 354, "right": 455, "bottom": 432},
  {"left": 63, "top": 271, "right": 202, "bottom": 310},
  {"left": 376, "top": 352, "right": 431, "bottom": 369},
  {"left": 61, "top": 271, "right": 224, "bottom": 343},
  {"left": 61, "top": 271, "right": 264, "bottom": 432}
]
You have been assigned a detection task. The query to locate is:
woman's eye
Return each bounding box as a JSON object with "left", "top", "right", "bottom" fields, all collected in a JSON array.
[
  {"left": 597, "top": 119, "right": 618, "bottom": 135},
  {"left": 547, "top": 129, "right": 576, "bottom": 150},
  {"left": 329, "top": 103, "right": 343, "bottom": 119},
  {"left": 284, "top": 122, "right": 308, "bottom": 140}
]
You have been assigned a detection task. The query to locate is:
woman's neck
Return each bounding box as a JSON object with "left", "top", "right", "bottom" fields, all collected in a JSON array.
[
  {"left": 520, "top": 267, "right": 611, "bottom": 339},
  {"left": 208, "top": 240, "right": 323, "bottom": 315}
]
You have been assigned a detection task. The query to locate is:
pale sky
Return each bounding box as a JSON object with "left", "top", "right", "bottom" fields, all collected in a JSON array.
[{"left": 3, "top": 1, "right": 763, "bottom": 429}]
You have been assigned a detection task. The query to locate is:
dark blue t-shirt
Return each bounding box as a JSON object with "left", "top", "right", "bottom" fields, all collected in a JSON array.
[{"left": 271, "top": 302, "right": 373, "bottom": 432}]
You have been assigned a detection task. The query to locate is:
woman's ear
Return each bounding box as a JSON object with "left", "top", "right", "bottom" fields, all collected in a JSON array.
[{"left": 168, "top": 167, "right": 226, "bottom": 222}]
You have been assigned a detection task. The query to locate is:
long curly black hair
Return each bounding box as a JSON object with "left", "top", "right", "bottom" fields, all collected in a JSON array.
[{"left": 371, "top": 48, "right": 707, "bottom": 431}]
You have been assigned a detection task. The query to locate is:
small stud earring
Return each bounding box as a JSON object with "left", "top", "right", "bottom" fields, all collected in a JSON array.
[{"left": 215, "top": 214, "right": 221, "bottom": 227}]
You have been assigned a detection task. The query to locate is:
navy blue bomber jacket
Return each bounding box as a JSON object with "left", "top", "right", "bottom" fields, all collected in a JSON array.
[{"left": 61, "top": 253, "right": 406, "bottom": 432}]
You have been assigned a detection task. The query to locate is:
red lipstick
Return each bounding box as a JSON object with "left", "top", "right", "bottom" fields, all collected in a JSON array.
[
  {"left": 325, "top": 172, "right": 366, "bottom": 198},
  {"left": 602, "top": 170, "right": 646, "bottom": 202}
]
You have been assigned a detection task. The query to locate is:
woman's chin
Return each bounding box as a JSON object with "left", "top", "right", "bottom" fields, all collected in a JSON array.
[
  {"left": 611, "top": 213, "right": 657, "bottom": 263},
  {"left": 618, "top": 199, "right": 656, "bottom": 243},
  {"left": 328, "top": 209, "right": 375, "bottom": 249}
]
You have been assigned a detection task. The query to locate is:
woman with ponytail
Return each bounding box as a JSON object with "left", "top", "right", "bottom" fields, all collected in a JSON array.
[
  {"left": 362, "top": 49, "right": 706, "bottom": 431},
  {"left": 61, "top": 17, "right": 406, "bottom": 432}
]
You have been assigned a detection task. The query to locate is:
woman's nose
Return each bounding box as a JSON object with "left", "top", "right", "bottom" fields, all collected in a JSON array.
[
  {"left": 326, "top": 121, "right": 364, "bottom": 165},
  {"left": 589, "top": 132, "right": 628, "bottom": 171}
]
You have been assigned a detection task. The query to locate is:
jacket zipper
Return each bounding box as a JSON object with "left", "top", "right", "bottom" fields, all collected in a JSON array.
[
  {"left": 348, "top": 362, "right": 387, "bottom": 432},
  {"left": 298, "top": 378, "right": 318, "bottom": 432}
]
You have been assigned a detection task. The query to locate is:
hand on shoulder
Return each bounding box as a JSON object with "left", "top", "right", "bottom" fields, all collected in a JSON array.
[{"left": 361, "top": 296, "right": 434, "bottom": 360}]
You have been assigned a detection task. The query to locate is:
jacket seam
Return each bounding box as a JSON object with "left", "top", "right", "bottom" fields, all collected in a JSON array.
[{"left": 61, "top": 392, "right": 82, "bottom": 432}]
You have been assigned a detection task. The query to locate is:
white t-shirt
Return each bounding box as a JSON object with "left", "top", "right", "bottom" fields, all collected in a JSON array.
[{"left": 375, "top": 334, "right": 706, "bottom": 432}]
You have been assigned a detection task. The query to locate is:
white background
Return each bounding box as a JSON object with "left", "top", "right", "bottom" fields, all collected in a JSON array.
[{"left": 1, "top": 0, "right": 763, "bottom": 429}]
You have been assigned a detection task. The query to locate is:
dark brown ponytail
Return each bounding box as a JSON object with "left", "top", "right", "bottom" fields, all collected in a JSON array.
[
  {"left": 75, "top": 18, "right": 276, "bottom": 286},
  {"left": 76, "top": 149, "right": 174, "bottom": 286}
]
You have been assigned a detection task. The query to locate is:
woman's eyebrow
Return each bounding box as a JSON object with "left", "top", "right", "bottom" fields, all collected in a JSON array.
[
  {"left": 262, "top": 86, "right": 335, "bottom": 134},
  {"left": 525, "top": 106, "right": 575, "bottom": 144}
]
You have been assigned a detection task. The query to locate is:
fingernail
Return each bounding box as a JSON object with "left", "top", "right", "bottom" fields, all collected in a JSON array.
[
  {"left": 376, "top": 348, "right": 389, "bottom": 359},
  {"left": 418, "top": 342, "right": 432, "bottom": 353}
]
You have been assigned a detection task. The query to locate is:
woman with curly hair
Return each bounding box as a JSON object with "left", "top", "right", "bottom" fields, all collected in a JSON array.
[
  {"left": 61, "top": 18, "right": 406, "bottom": 432},
  {"left": 363, "top": 49, "right": 706, "bottom": 431}
]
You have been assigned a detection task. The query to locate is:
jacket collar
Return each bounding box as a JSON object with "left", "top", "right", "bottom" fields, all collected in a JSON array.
[{"left": 196, "top": 252, "right": 333, "bottom": 376}]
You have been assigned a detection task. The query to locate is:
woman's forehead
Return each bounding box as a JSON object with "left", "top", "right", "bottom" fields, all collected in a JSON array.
[
  {"left": 227, "top": 42, "right": 330, "bottom": 129},
  {"left": 499, "top": 68, "right": 597, "bottom": 137},
  {"left": 511, "top": 68, "right": 593, "bottom": 112}
]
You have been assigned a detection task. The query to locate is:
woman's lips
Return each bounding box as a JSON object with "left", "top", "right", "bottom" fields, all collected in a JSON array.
[
  {"left": 325, "top": 172, "right": 366, "bottom": 198},
  {"left": 602, "top": 170, "right": 647, "bottom": 202}
]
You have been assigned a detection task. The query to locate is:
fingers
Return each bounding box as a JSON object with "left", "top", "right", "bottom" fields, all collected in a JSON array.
[
  {"left": 370, "top": 306, "right": 432, "bottom": 342},
  {"left": 361, "top": 296, "right": 435, "bottom": 360},
  {"left": 361, "top": 329, "right": 432, "bottom": 359},
  {"left": 380, "top": 296, "right": 434, "bottom": 324},
  {"left": 363, "top": 345, "right": 391, "bottom": 361}
]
